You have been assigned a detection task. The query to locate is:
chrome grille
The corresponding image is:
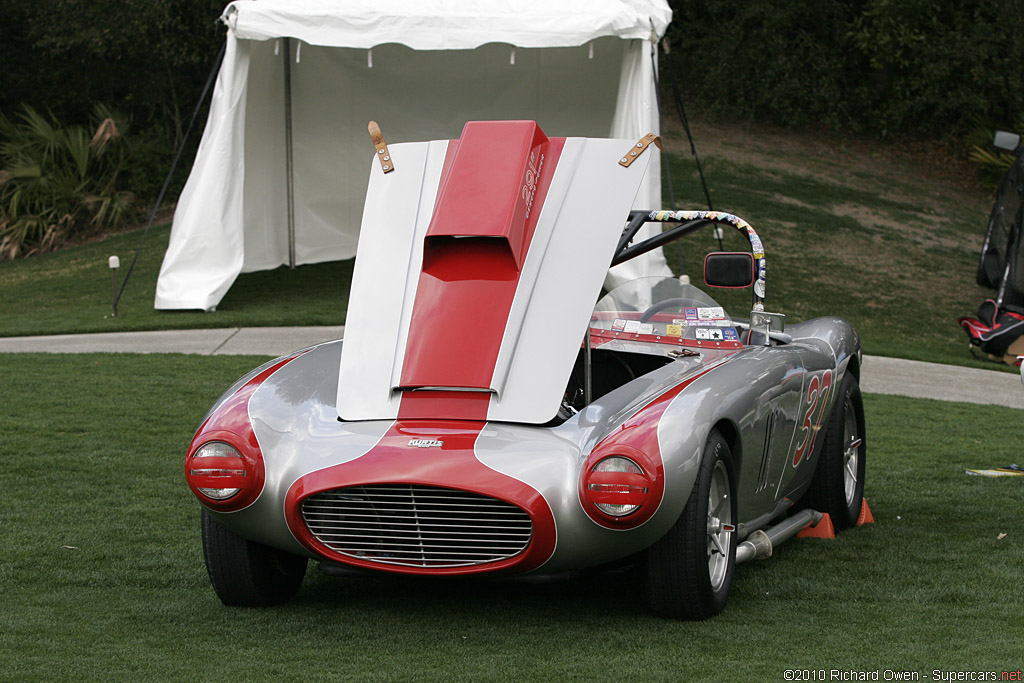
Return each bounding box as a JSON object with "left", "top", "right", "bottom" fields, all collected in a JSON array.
[{"left": 301, "top": 484, "right": 533, "bottom": 568}]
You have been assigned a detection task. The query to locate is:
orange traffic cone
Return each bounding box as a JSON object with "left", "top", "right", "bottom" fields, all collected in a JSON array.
[
  {"left": 856, "top": 498, "right": 874, "bottom": 526},
  {"left": 797, "top": 513, "right": 836, "bottom": 539}
]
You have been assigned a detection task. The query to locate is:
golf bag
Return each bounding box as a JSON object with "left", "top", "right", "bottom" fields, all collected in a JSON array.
[{"left": 960, "top": 133, "right": 1024, "bottom": 365}]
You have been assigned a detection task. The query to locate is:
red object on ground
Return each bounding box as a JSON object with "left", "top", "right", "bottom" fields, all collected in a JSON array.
[
  {"left": 797, "top": 513, "right": 836, "bottom": 539},
  {"left": 856, "top": 498, "right": 875, "bottom": 526}
]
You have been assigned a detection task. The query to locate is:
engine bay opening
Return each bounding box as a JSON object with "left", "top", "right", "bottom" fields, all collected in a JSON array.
[{"left": 552, "top": 347, "right": 675, "bottom": 423}]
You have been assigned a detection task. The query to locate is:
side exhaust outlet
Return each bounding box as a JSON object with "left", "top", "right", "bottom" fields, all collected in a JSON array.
[{"left": 736, "top": 509, "right": 823, "bottom": 564}]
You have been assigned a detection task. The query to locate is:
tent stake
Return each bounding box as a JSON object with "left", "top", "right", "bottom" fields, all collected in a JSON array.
[{"left": 284, "top": 37, "right": 296, "bottom": 270}]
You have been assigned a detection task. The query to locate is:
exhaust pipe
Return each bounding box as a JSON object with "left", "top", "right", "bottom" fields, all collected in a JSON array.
[{"left": 736, "top": 509, "right": 823, "bottom": 564}]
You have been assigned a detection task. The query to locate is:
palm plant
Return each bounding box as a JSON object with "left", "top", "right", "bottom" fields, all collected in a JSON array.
[
  {"left": 0, "top": 104, "right": 135, "bottom": 259},
  {"left": 968, "top": 114, "right": 1024, "bottom": 186}
]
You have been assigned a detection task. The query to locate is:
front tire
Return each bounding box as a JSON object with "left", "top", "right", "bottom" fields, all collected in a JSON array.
[
  {"left": 800, "top": 373, "right": 866, "bottom": 531},
  {"left": 201, "top": 509, "right": 308, "bottom": 606},
  {"left": 645, "top": 431, "right": 736, "bottom": 620}
]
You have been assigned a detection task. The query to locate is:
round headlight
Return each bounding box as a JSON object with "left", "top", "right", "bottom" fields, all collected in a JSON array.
[
  {"left": 583, "top": 455, "right": 649, "bottom": 517},
  {"left": 187, "top": 441, "right": 248, "bottom": 501}
]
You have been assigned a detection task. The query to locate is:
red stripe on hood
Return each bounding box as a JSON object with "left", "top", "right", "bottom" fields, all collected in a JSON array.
[{"left": 397, "top": 121, "right": 565, "bottom": 419}]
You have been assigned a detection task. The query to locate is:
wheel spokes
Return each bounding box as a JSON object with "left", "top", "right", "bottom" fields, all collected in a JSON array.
[
  {"left": 842, "top": 401, "right": 861, "bottom": 506},
  {"left": 710, "top": 532, "right": 727, "bottom": 557},
  {"left": 706, "top": 460, "right": 734, "bottom": 591},
  {"left": 712, "top": 492, "right": 728, "bottom": 517}
]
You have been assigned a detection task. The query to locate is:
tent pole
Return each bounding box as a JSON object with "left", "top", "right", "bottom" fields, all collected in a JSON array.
[{"left": 284, "top": 37, "right": 296, "bottom": 269}]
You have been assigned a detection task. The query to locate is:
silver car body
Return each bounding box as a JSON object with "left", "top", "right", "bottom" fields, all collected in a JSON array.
[{"left": 186, "top": 121, "right": 863, "bottom": 610}]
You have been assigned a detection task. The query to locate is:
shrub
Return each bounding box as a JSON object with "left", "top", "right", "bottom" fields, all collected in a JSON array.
[
  {"left": 665, "top": 0, "right": 1024, "bottom": 140},
  {"left": 0, "top": 104, "right": 136, "bottom": 259},
  {"left": 665, "top": 1, "right": 863, "bottom": 131},
  {"left": 848, "top": 0, "right": 1024, "bottom": 138}
]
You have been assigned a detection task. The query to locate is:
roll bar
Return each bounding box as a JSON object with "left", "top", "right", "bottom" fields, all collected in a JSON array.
[{"left": 612, "top": 209, "right": 767, "bottom": 310}]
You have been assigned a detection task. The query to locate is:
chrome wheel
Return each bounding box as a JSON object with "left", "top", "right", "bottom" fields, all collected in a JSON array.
[
  {"left": 706, "top": 459, "right": 733, "bottom": 592},
  {"left": 842, "top": 395, "right": 862, "bottom": 508}
]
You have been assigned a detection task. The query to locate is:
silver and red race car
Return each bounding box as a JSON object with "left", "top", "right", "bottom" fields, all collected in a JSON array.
[{"left": 185, "top": 121, "right": 866, "bottom": 620}]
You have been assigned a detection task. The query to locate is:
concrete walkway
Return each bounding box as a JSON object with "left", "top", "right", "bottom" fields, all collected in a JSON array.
[
  {"left": 1, "top": 326, "right": 1022, "bottom": 410},
  {"left": 0, "top": 326, "right": 346, "bottom": 357}
]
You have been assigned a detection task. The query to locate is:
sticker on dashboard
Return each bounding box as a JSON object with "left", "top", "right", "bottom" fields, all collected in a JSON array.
[
  {"left": 698, "top": 307, "right": 726, "bottom": 321},
  {"left": 694, "top": 328, "right": 725, "bottom": 341}
]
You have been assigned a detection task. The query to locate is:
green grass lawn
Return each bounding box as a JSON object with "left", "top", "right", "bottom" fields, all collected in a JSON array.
[
  {"left": 2, "top": 353, "right": 1021, "bottom": 680},
  {"left": 0, "top": 123, "right": 1008, "bottom": 372},
  {"left": 0, "top": 224, "right": 353, "bottom": 337}
]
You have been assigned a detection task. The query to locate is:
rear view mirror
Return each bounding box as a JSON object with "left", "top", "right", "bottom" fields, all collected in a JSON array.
[
  {"left": 704, "top": 252, "right": 754, "bottom": 288},
  {"left": 994, "top": 130, "right": 1021, "bottom": 153}
]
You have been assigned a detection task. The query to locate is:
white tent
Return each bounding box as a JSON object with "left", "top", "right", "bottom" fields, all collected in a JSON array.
[{"left": 155, "top": 0, "right": 673, "bottom": 311}]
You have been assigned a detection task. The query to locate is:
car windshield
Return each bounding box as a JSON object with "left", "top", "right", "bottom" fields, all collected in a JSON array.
[{"left": 591, "top": 276, "right": 741, "bottom": 345}]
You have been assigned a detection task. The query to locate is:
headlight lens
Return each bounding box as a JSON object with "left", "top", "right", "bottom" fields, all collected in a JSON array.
[
  {"left": 188, "top": 441, "right": 248, "bottom": 500},
  {"left": 584, "top": 456, "right": 648, "bottom": 517}
]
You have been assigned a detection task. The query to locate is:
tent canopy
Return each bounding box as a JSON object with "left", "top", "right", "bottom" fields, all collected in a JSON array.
[{"left": 155, "top": 0, "right": 673, "bottom": 311}]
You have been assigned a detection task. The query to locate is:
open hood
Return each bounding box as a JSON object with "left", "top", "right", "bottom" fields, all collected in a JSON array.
[{"left": 337, "top": 120, "right": 651, "bottom": 424}]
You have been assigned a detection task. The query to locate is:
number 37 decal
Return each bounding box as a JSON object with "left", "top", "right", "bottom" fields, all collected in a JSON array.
[{"left": 792, "top": 369, "right": 833, "bottom": 467}]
